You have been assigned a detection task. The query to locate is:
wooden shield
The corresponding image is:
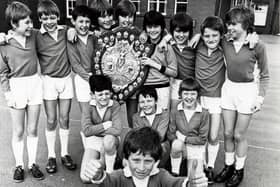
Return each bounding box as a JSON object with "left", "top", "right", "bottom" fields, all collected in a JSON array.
[{"left": 93, "top": 27, "right": 154, "bottom": 102}]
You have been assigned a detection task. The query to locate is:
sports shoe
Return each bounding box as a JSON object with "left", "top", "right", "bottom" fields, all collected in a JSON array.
[
  {"left": 61, "top": 155, "right": 77, "bottom": 170},
  {"left": 215, "top": 164, "right": 235, "bottom": 183},
  {"left": 29, "top": 164, "right": 45, "bottom": 180},
  {"left": 13, "top": 165, "right": 24, "bottom": 183},
  {"left": 46, "top": 157, "right": 57, "bottom": 173},
  {"left": 226, "top": 168, "right": 244, "bottom": 187},
  {"left": 205, "top": 167, "right": 215, "bottom": 184}
]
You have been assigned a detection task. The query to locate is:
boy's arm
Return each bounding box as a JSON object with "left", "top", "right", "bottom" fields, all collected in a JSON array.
[
  {"left": 132, "top": 114, "right": 144, "bottom": 129},
  {"left": 159, "top": 169, "right": 188, "bottom": 187},
  {"left": 104, "top": 103, "right": 122, "bottom": 136},
  {"left": 185, "top": 111, "right": 209, "bottom": 145},
  {"left": 81, "top": 105, "right": 108, "bottom": 137},
  {"left": 163, "top": 45, "right": 178, "bottom": 77},
  {"left": 167, "top": 112, "right": 177, "bottom": 142},
  {"left": 156, "top": 112, "right": 169, "bottom": 142},
  {"left": 67, "top": 41, "right": 91, "bottom": 81},
  {"left": 0, "top": 51, "right": 10, "bottom": 93}
]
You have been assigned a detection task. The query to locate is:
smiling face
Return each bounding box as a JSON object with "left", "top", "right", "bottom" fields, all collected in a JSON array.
[
  {"left": 226, "top": 21, "right": 245, "bottom": 40},
  {"left": 127, "top": 151, "right": 155, "bottom": 180},
  {"left": 202, "top": 27, "right": 221, "bottom": 50},
  {"left": 94, "top": 90, "right": 111, "bottom": 108},
  {"left": 13, "top": 16, "right": 33, "bottom": 37},
  {"left": 138, "top": 94, "right": 156, "bottom": 115},
  {"left": 146, "top": 25, "right": 162, "bottom": 43},
  {"left": 39, "top": 14, "right": 59, "bottom": 33},
  {"left": 173, "top": 27, "right": 189, "bottom": 46},
  {"left": 72, "top": 16, "right": 91, "bottom": 36},
  {"left": 118, "top": 15, "right": 134, "bottom": 28},
  {"left": 181, "top": 90, "right": 198, "bottom": 109},
  {"left": 98, "top": 14, "right": 114, "bottom": 31}
]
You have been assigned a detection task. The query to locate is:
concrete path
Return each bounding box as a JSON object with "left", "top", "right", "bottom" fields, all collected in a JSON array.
[{"left": 0, "top": 35, "right": 280, "bottom": 187}]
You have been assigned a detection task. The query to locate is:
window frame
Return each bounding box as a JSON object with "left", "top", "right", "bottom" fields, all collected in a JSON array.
[
  {"left": 174, "top": 0, "right": 188, "bottom": 14},
  {"left": 130, "top": 0, "right": 141, "bottom": 14},
  {"left": 147, "top": 0, "right": 167, "bottom": 15},
  {"left": 66, "top": 0, "right": 76, "bottom": 18}
]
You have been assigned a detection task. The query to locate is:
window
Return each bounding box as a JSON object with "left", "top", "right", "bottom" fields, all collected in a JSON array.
[
  {"left": 232, "top": 0, "right": 253, "bottom": 7},
  {"left": 131, "top": 0, "right": 141, "bottom": 14},
  {"left": 148, "top": 0, "right": 167, "bottom": 15},
  {"left": 175, "top": 0, "right": 188, "bottom": 14},
  {"left": 66, "top": 0, "right": 76, "bottom": 18}
]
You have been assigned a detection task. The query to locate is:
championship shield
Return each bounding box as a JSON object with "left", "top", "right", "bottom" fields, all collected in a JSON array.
[{"left": 93, "top": 27, "right": 154, "bottom": 102}]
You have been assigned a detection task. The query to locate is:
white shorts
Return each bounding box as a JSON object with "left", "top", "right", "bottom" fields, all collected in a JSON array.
[
  {"left": 156, "top": 86, "right": 170, "bottom": 111},
  {"left": 42, "top": 74, "right": 74, "bottom": 100},
  {"left": 200, "top": 96, "right": 222, "bottom": 114},
  {"left": 221, "top": 79, "right": 258, "bottom": 114},
  {"left": 186, "top": 144, "right": 206, "bottom": 160},
  {"left": 74, "top": 74, "right": 91, "bottom": 102},
  {"left": 9, "top": 74, "right": 43, "bottom": 109},
  {"left": 170, "top": 78, "right": 182, "bottom": 100}
]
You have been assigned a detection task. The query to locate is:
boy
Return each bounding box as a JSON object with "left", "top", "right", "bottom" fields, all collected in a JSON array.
[
  {"left": 168, "top": 78, "right": 209, "bottom": 178},
  {"left": 195, "top": 16, "right": 226, "bottom": 184},
  {"left": 80, "top": 75, "right": 123, "bottom": 181},
  {"left": 115, "top": 0, "right": 136, "bottom": 28},
  {"left": 132, "top": 87, "right": 170, "bottom": 167},
  {"left": 215, "top": 6, "right": 269, "bottom": 187},
  {"left": 36, "top": 0, "right": 76, "bottom": 173},
  {"left": 67, "top": 5, "right": 97, "bottom": 113},
  {"left": 169, "top": 13, "right": 196, "bottom": 110},
  {"left": 82, "top": 127, "right": 208, "bottom": 186},
  {"left": 0, "top": 1, "right": 44, "bottom": 182}
]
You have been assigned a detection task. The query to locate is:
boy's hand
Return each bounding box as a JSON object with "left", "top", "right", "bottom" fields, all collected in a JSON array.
[
  {"left": 245, "top": 32, "right": 259, "bottom": 49},
  {"left": 141, "top": 57, "right": 161, "bottom": 70},
  {"left": 103, "top": 121, "right": 112, "bottom": 130},
  {"left": 187, "top": 160, "right": 208, "bottom": 187},
  {"left": 0, "top": 33, "right": 7, "bottom": 45},
  {"left": 4, "top": 91, "right": 16, "bottom": 108},
  {"left": 176, "top": 131, "right": 186, "bottom": 142},
  {"left": 67, "top": 28, "right": 77, "bottom": 43},
  {"left": 83, "top": 159, "right": 104, "bottom": 182},
  {"left": 251, "top": 96, "right": 264, "bottom": 113},
  {"left": 157, "top": 37, "right": 168, "bottom": 53},
  {"left": 188, "top": 33, "right": 201, "bottom": 48}
]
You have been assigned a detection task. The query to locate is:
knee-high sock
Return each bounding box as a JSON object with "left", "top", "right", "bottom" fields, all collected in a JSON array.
[
  {"left": 59, "top": 128, "right": 69, "bottom": 156},
  {"left": 45, "top": 130, "right": 56, "bottom": 158},
  {"left": 105, "top": 153, "right": 116, "bottom": 173},
  {"left": 235, "top": 155, "right": 246, "bottom": 170},
  {"left": 12, "top": 138, "right": 24, "bottom": 167},
  {"left": 171, "top": 155, "right": 182, "bottom": 174},
  {"left": 225, "top": 152, "right": 235, "bottom": 166},
  {"left": 27, "top": 136, "right": 38, "bottom": 168},
  {"left": 207, "top": 143, "right": 220, "bottom": 168}
]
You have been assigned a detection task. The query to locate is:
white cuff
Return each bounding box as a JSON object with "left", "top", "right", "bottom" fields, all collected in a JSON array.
[
  {"left": 103, "top": 122, "right": 112, "bottom": 130},
  {"left": 91, "top": 171, "right": 106, "bottom": 184}
]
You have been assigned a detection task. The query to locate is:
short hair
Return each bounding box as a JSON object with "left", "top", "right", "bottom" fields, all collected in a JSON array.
[
  {"left": 178, "top": 78, "right": 200, "bottom": 96},
  {"left": 71, "top": 5, "right": 92, "bottom": 21},
  {"left": 170, "top": 13, "right": 193, "bottom": 37},
  {"left": 5, "top": 1, "right": 31, "bottom": 27},
  {"left": 143, "top": 10, "right": 165, "bottom": 32},
  {"left": 201, "top": 16, "right": 225, "bottom": 35},
  {"left": 225, "top": 6, "right": 254, "bottom": 33},
  {"left": 136, "top": 86, "right": 158, "bottom": 102},
  {"left": 37, "top": 0, "right": 60, "bottom": 18},
  {"left": 89, "top": 75, "right": 112, "bottom": 92},
  {"left": 90, "top": 0, "right": 114, "bottom": 27},
  {"left": 115, "top": 0, "right": 136, "bottom": 19},
  {"left": 123, "top": 127, "right": 162, "bottom": 161}
]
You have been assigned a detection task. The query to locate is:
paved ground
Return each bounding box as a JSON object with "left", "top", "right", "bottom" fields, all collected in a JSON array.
[{"left": 0, "top": 35, "right": 280, "bottom": 187}]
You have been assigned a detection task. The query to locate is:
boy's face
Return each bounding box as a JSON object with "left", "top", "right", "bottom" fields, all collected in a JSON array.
[
  {"left": 226, "top": 21, "right": 245, "bottom": 40},
  {"left": 98, "top": 14, "right": 113, "bottom": 30},
  {"left": 39, "top": 14, "right": 59, "bottom": 33},
  {"left": 202, "top": 28, "right": 221, "bottom": 50},
  {"left": 181, "top": 90, "right": 198, "bottom": 108},
  {"left": 94, "top": 90, "right": 111, "bottom": 108},
  {"left": 118, "top": 15, "right": 134, "bottom": 28},
  {"left": 138, "top": 94, "right": 156, "bottom": 115},
  {"left": 13, "top": 16, "right": 33, "bottom": 37},
  {"left": 72, "top": 16, "right": 91, "bottom": 36},
  {"left": 127, "top": 151, "right": 156, "bottom": 180},
  {"left": 173, "top": 28, "right": 189, "bottom": 45},
  {"left": 146, "top": 25, "right": 162, "bottom": 42}
]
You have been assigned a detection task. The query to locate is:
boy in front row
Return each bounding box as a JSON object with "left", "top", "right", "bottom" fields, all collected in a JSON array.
[{"left": 82, "top": 127, "right": 208, "bottom": 186}]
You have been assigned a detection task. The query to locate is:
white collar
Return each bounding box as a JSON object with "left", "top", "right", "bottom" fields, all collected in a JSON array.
[
  {"left": 40, "top": 25, "right": 64, "bottom": 34},
  {"left": 177, "top": 102, "right": 203, "bottom": 112},
  {"left": 139, "top": 107, "right": 163, "bottom": 117},
  {"left": 89, "top": 99, "right": 114, "bottom": 107},
  {"left": 6, "top": 30, "right": 26, "bottom": 47},
  {"left": 123, "top": 161, "right": 160, "bottom": 178}
]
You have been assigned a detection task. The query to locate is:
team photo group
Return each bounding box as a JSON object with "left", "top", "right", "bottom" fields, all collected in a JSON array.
[{"left": 0, "top": 0, "right": 269, "bottom": 186}]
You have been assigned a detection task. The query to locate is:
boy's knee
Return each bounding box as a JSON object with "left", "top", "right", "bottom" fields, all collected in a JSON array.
[
  {"left": 208, "top": 134, "right": 218, "bottom": 144},
  {"left": 224, "top": 131, "right": 234, "bottom": 139},
  {"left": 171, "top": 139, "right": 184, "bottom": 154},
  {"left": 59, "top": 115, "right": 69, "bottom": 127},
  {"left": 27, "top": 127, "right": 38, "bottom": 137},
  {"left": 103, "top": 135, "right": 118, "bottom": 152},
  {"left": 13, "top": 129, "right": 24, "bottom": 139},
  {"left": 47, "top": 118, "right": 57, "bottom": 130},
  {"left": 233, "top": 132, "right": 245, "bottom": 142}
]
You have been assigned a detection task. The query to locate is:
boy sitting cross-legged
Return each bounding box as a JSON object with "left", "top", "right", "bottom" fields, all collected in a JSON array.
[{"left": 82, "top": 126, "right": 208, "bottom": 186}]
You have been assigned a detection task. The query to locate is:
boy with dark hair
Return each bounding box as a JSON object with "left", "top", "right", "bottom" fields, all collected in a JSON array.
[
  {"left": 215, "top": 6, "right": 269, "bottom": 187},
  {"left": 67, "top": 5, "right": 97, "bottom": 113},
  {"left": 195, "top": 16, "right": 226, "bottom": 184},
  {"left": 80, "top": 75, "right": 123, "bottom": 181},
  {"left": 168, "top": 78, "right": 209, "bottom": 178},
  {"left": 132, "top": 87, "right": 170, "bottom": 167},
  {"left": 82, "top": 127, "right": 208, "bottom": 186},
  {"left": 115, "top": 0, "right": 136, "bottom": 28},
  {"left": 169, "top": 13, "right": 196, "bottom": 110}
]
